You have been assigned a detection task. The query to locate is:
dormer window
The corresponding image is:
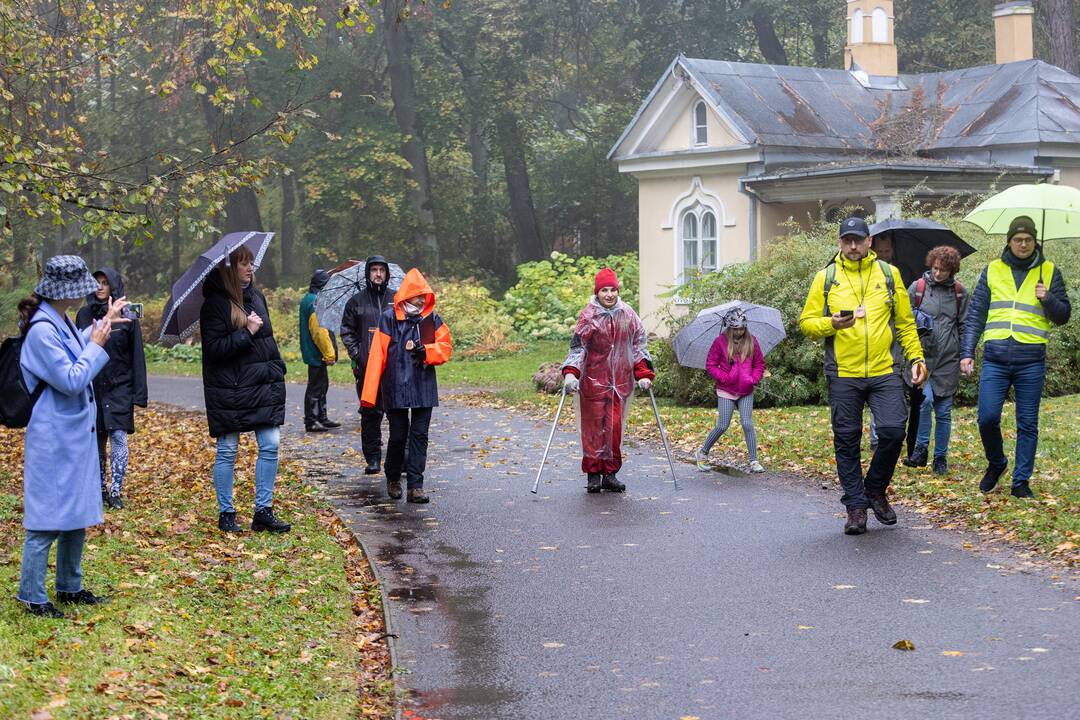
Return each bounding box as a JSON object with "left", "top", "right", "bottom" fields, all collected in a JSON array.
[{"left": 693, "top": 101, "right": 708, "bottom": 146}]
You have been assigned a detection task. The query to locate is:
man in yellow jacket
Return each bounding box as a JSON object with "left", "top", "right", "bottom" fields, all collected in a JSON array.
[{"left": 800, "top": 217, "right": 928, "bottom": 535}]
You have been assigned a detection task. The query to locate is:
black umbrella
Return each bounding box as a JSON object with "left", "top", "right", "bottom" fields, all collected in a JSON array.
[
  {"left": 868, "top": 218, "right": 976, "bottom": 288},
  {"left": 159, "top": 231, "right": 275, "bottom": 346}
]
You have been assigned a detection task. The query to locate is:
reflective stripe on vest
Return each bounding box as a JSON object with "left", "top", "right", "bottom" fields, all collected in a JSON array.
[{"left": 982, "top": 259, "right": 1054, "bottom": 345}]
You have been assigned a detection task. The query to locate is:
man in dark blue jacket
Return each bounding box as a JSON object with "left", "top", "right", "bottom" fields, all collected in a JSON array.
[
  {"left": 960, "top": 216, "right": 1071, "bottom": 498},
  {"left": 340, "top": 256, "right": 394, "bottom": 475}
]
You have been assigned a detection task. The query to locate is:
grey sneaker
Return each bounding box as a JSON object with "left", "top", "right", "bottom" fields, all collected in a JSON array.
[
  {"left": 748, "top": 460, "right": 765, "bottom": 474},
  {"left": 694, "top": 450, "right": 711, "bottom": 472}
]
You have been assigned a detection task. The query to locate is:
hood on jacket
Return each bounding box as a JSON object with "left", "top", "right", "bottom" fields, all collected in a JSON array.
[
  {"left": 85, "top": 267, "right": 125, "bottom": 317},
  {"left": 365, "top": 255, "right": 390, "bottom": 291},
  {"left": 393, "top": 268, "right": 436, "bottom": 320},
  {"left": 309, "top": 269, "right": 330, "bottom": 293}
]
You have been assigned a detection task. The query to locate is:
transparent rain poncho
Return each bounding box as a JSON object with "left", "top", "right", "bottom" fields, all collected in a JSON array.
[{"left": 562, "top": 297, "right": 652, "bottom": 473}]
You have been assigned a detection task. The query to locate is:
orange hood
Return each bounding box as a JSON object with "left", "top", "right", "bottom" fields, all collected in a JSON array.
[{"left": 393, "top": 268, "right": 436, "bottom": 320}]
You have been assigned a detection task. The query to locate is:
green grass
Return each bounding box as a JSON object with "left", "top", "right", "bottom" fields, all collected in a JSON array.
[{"left": 0, "top": 408, "right": 393, "bottom": 718}]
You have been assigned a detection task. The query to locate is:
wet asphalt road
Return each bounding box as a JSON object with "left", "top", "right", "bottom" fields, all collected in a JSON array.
[{"left": 150, "top": 375, "right": 1080, "bottom": 720}]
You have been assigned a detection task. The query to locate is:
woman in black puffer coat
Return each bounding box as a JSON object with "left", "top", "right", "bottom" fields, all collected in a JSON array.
[
  {"left": 76, "top": 268, "right": 147, "bottom": 510},
  {"left": 199, "top": 245, "right": 289, "bottom": 534}
]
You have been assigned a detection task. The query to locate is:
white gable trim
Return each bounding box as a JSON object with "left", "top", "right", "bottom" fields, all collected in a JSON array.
[
  {"left": 663, "top": 176, "right": 737, "bottom": 230},
  {"left": 609, "top": 56, "right": 752, "bottom": 161}
]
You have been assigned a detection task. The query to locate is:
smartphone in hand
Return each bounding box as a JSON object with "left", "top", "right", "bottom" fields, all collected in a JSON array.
[
  {"left": 838, "top": 309, "right": 854, "bottom": 318},
  {"left": 121, "top": 303, "right": 144, "bottom": 320}
]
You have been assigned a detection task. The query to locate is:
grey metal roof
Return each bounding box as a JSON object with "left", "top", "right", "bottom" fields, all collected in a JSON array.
[{"left": 676, "top": 56, "right": 1080, "bottom": 154}]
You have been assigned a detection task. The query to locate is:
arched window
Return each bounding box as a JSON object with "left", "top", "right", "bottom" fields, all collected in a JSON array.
[
  {"left": 871, "top": 7, "right": 888, "bottom": 42},
  {"left": 851, "top": 9, "right": 864, "bottom": 44},
  {"left": 693, "top": 101, "right": 708, "bottom": 146},
  {"left": 680, "top": 204, "right": 718, "bottom": 283}
]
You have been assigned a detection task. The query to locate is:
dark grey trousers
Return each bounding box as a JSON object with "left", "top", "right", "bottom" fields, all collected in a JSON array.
[{"left": 827, "top": 374, "right": 907, "bottom": 509}]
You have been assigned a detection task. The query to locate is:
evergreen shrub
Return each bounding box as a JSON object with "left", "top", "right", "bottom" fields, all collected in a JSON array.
[
  {"left": 502, "top": 251, "right": 639, "bottom": 340},
  {"left": 652, "top": 213, "right": 1080, "bottom": 408}
]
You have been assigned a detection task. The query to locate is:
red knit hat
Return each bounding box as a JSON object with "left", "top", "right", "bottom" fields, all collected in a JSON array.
[{"left": 594, "top": 267, "right": 619, "bottom": 294}]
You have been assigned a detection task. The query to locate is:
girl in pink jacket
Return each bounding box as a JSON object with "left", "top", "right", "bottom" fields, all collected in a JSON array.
[{"left": 694, "top": 308, "right": 767, "bottom": 473}]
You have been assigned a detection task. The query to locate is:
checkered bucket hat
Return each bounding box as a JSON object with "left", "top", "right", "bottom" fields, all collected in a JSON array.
[{"left": 34, "top": 255, "right": 100, "bottom": 300}]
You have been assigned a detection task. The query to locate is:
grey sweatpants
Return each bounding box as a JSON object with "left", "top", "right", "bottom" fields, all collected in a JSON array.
[{"left": 699, "top": 394, "right": 758, "bottom": 462}]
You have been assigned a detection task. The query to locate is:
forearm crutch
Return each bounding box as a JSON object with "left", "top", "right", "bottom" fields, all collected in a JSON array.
[
  {"left": 648, "top": 388, "right": 679, "bottom": 490},
  {"left": 531, "top": 388, "right": 568, "bottom": 494}
]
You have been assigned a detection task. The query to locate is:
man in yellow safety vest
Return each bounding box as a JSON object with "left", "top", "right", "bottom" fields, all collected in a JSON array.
[{"left": 960, "top": 215, "right": 1072, "bottom": 498}]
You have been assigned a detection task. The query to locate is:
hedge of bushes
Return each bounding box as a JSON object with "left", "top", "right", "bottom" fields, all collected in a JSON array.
[
  {"left": 651, "top": 214, "right": 1080, "bottom": 408},
  {"left": 502, "top": 251, "right": 639, "bottom": 340}
]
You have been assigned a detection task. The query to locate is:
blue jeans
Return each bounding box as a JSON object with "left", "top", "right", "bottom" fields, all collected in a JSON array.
[
  {"left": 213, "top": 426, "right": 280, "bottom": 513},
  {"left": 915, "top": 385, "right": 953, "bottom": 460},
  {"left": 977, "top": 359, "right": 1045, "bottom": 485},
  {"left": 18, "top": 529, "right": 85, "bottom": 605}
]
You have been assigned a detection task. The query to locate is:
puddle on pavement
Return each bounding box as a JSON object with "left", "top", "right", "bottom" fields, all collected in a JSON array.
[
  {"left": 411, "top": 685, "right": 521, "bottom": 716},
  {"left": 387, "top": 586, "right": 439, "bottom": 602}
]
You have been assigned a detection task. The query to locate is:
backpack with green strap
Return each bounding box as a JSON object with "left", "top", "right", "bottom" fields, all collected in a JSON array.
[{"left": 822, "top": 259, "right": 895, "bottom": 317}]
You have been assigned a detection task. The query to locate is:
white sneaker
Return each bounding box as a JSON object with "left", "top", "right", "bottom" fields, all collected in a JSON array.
[
  {"left": 694, "top": 450, "right": 711, "bottom": 472},
  {"left": 748, "top": 460, "right": 766, "bottom": 474}
]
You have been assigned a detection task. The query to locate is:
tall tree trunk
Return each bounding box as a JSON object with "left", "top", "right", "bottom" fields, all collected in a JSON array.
[
  {"left": 1041, "top": 0, "right": 1078, "bottom": 73},
  {"left": 753, "top": 9, "right": 789, "bottom": 65},
  {"left": 170, "top": 214, "right": 181, "bottom": 282},
  {"left": 810, "top": 16, "right": 831, "bottom": 68},
  {"left": 381, "top": 0, "right": 439, "bottom": 268},
  {"left": 496, "top": 111, "right": 544, "bottom": 263},
  {"left": 436, "top": 25, "right": 496, "bottom": 272},
  {"left": 279, "top": 173, "right": 296, "bottom": 281},
  {"left": 196, "top": 46, "right": 274, "bottom": 285}
]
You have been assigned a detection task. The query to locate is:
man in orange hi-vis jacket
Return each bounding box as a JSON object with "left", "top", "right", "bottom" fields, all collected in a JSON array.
[{"left": 361, "top": 269, "right": 452, "bottom": 503}]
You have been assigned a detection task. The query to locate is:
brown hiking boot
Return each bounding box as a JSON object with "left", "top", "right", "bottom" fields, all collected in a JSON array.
[
  {"left": 844, "top": 508, "right": 868, "bottom": 535},
  {"left": 406, "top": 488, "right": 429, "bottom": 504},
  {"left": 866, "top": 490, "right": 897, "bottom": 525},
  {"left": 386, "top": 478, "right": 403, "bottom": 500}
]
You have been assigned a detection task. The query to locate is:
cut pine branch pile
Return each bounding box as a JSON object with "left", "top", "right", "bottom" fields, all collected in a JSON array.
[{"left": 0, "top": 406, "right": 394, "bottom": 719}]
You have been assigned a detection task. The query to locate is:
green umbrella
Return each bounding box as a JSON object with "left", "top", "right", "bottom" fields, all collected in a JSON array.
[{"left": 963, "top": 183, "right": 1080, "bottom": 240}]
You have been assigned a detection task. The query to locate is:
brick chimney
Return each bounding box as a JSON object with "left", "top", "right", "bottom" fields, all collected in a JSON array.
[
  {"left": 994, "top": 1, "right": 1035, "bottom": 64},
  {"left": 844, "top": 0, "right": 898, "bottom": 76}
]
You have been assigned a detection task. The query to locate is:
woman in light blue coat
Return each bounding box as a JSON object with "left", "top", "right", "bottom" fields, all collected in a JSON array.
[{"left": 16, "top": 255, "right": 128, "bottom": 618}]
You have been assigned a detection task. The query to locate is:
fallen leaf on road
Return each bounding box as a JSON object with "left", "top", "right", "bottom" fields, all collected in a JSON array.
[
  {"left": 832, "top": 584, "right": 856, "bottom": 590},
  {"left": 902, "top": 599, "right": 929, "bottom": 604},
  {"left": 941, "top": 650, "right": 964, "bottom": 657},
  {"left": 542, "top": 642, "right": 564, "bottom": 648},
  {"left": 892, "top": 640, "right": 915, "bottom": 651},
  {"left": 797, "top": 625, "right": 814, "bottom": 630}
]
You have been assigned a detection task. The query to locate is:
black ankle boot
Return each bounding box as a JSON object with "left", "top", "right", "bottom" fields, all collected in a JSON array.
[
  {"left": 902, "top": 446, "right": 928, "bottom": 468},
  {"left": 22, "top": 600, "right": 66, "bottom": 618},
  {"left": 586, "top": 474, "right": 602, "bottom": 493},
  {"left": 218, "top": 511, "right": 243, "bottom": 533},
  {"left": 365, "top": 459, "right": 381, "bottom": 475},
  {"left": 318, "top": 417, "right": 341, "bottom": 428},
  {"left": 601, "top": 474, "right": 625, "bottom": 492},
  {"left": 57, "top": 588, "right": 109, "bottom": 605},
  {"left": 251, "top": 507, "right": 291, "bottom": 533}
]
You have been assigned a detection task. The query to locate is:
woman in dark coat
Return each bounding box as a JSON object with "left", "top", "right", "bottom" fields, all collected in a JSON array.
[
  {"left": 76, "top": 268, "right": 147, "bottom": 509},
  {"left": 199, "top": 245, "right": 289, "bottom": 534}
]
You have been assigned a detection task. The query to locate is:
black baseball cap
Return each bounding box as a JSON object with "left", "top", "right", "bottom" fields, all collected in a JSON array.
[{"left": 839, "top": 216, "right": 869, "bottom": 239}]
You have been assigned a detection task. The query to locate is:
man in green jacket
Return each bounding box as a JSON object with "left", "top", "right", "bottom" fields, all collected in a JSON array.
[{"left": 299, "top": 269, "right": 340, "bottom": 432}]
